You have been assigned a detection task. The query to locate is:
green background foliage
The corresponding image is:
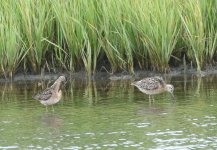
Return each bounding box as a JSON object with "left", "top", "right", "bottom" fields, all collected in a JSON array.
[{"left": 0, "top": 0, "right": 216, "bottom": 77}]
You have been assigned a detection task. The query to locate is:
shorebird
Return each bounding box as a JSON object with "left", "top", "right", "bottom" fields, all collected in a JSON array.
[
  {"left": 33, "top": 76, "right": 66, "bottom": 111},
  {"left": 131, "top": 76, "right": 174, "bottom": 100}
]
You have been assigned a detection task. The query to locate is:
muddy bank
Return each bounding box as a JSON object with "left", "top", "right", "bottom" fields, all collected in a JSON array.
[{"left": 1, "top": 65, "right": 217, "bottom": 83}]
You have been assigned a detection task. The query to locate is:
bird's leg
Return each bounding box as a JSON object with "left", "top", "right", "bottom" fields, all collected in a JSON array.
[
  {"left": 45, "top": 106, "right": 48, "bottom": 112},
  {"left": 148, "top": 95, "right": 155, "bottom": 103},
  {"left": 149, "top": 95, "right": 151, "bottom": 103},
  {"left": 152, "top": 96, "right": 155, "bottom": 103},
  {"left": 52, "top": 105, "right": 55, "bottom": 112}
]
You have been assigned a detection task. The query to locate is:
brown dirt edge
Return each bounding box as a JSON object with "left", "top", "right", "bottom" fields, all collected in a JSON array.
[{"left": 1, "top": 65, "right": 217, "bottom": 83}]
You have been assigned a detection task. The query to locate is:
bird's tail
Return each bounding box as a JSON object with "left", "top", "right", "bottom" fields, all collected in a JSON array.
[{"left": 32, "top": 94, "right": 39, "bottom": 100}]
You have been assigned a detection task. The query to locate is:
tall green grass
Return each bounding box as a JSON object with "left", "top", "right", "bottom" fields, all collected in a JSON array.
[
  {"left": 53, "top": 0, "right": 101, "bottom": 76},
  {"left": 179, "top": 0, "right": 206, "bottom": 71},
  {"left": 135, "top": 0, "right": 180, "bottom": 72},
  {"left": 201, "top": 0, "right": 217, "bottom": 63},
  {"left": 17, "top": 0, "right": 53, "bottom": 73},
  {"left": 0, "top": 0, "right": 25, "bottom": 78},
  {"left": 99, "top": 0, "right": 135, "bottom": 73},
  {"left": 0, "top": 0, "right": 216, "bottom": 77}
]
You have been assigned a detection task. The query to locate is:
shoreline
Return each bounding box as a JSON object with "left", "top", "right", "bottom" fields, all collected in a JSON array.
[{"left": 1, "top": 65, "right": 217, "bottom": 83}]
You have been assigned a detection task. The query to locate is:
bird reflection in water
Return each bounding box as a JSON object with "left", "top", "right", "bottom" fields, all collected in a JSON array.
[{"left": 40, "top": 113, "right": 63, "bottom": 132}]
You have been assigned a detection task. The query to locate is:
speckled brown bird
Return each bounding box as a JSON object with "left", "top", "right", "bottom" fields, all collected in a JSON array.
[
  {"left": 131, "top": 76, "right": 174, "bottom": 100},
  {"left": 33, "top": 76, "right": 66, "bottom": 111}
]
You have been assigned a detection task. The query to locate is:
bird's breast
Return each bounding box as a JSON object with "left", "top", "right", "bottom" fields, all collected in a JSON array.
[{"left": 40, "top": 90, "right": 62, "bottom": 106}]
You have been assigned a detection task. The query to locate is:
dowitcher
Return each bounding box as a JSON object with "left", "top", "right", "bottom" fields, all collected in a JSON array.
[
  {"left": 131, "top": 76, "right": 174, "bottom": 100},
  {"left": 33, "top": 76, "right": 66, "bottom": 111}
]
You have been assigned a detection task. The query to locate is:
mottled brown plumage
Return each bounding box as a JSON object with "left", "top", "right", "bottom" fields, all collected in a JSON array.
[
  {"left": 33, "top": 76, "right": 66, "bottom": 110},
  {"left": 131, "top": 76, "right": 174, "bottom": 99}
]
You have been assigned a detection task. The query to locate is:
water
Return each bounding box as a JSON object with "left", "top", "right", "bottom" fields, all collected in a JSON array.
[{"left": 0, "top": 75, "right": 217, "bottom": 149}]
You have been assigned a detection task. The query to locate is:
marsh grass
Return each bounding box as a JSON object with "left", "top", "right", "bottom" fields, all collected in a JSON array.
[
  {"left": 0, "top": 0, "right": 25, "bottom": 78},
  {"left": 0, "top": 0, "right": 217, "bottom": 77},
  {"left": 99, "top": 0, "right": 127, "bottom": 73},
  {"left": 17, "top": 0, "right": 53, "bottom": 73},
  {"left": 136, "top": 0, "right": 180, "bottom": 72},
  {"left": 179, "top": 0, "right": 206, "bottom": 71},
  {"left": 201, "top": 0, "right": 217, "bottom": 63}
]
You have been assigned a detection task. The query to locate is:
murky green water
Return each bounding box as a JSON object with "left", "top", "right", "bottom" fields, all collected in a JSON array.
[{"left": 1, "top": 75, "right": 217, "bottom": 149}]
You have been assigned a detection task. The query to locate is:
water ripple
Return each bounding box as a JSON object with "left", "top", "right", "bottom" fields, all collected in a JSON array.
[
  {"left": 63, "top": 146, "right": 82, "bottom": 150},
  {"left": 146, "top": 130, "right": 183, "bottom": 136},
  {"left": 0, "top": 146, "right": 18, "bottom": 149},
  {"left": 151, "top": 136, "right": 217, "bottom": 149}
]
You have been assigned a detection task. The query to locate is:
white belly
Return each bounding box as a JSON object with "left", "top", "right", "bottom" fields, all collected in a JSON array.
[{"left": 139, "top": 88, "right": 165, "bottom": 95}]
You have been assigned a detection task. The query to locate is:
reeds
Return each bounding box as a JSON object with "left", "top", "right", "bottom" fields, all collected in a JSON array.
[
  {"left": 179, "top": 0, "right": 205, "bottom": 71},
  {"left": 0, "top": 0, "right": 216, "bottom": 77},
  {"left": 135, "top": 0, "right": 180, "bottom": 71},
  {"left": 202, "top": 0, "right": 217, "bottom": 63},
  {"left": 0, "top": 0, "right": 25, "bottom": 78},
  {"left": 17, "top": 0, "right": 54, "bottom": 73}
]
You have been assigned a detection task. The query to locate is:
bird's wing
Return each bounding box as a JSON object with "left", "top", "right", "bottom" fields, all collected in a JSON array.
[
  {"left": 135, "top": 77, "right": 164, "bottom": 90},
  {"left": 33, "top": 87, "right": 53, "bottom": 101},
  {"left": 154, "top": 76, "right": 166, "bottom": 87}
]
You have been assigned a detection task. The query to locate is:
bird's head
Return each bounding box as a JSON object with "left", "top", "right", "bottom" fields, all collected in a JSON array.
[
  {"left": 166, "top": 84, "right": 175, "bottom": 98},
  {"left": 166, "top": 84, "right": 174, "bottom": 93},
  {"left": 58, "top": 76, "right": 66, "bottom": 83},
  {"left": 55, "top": 76, "right": 67, "bottom": 91}
]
